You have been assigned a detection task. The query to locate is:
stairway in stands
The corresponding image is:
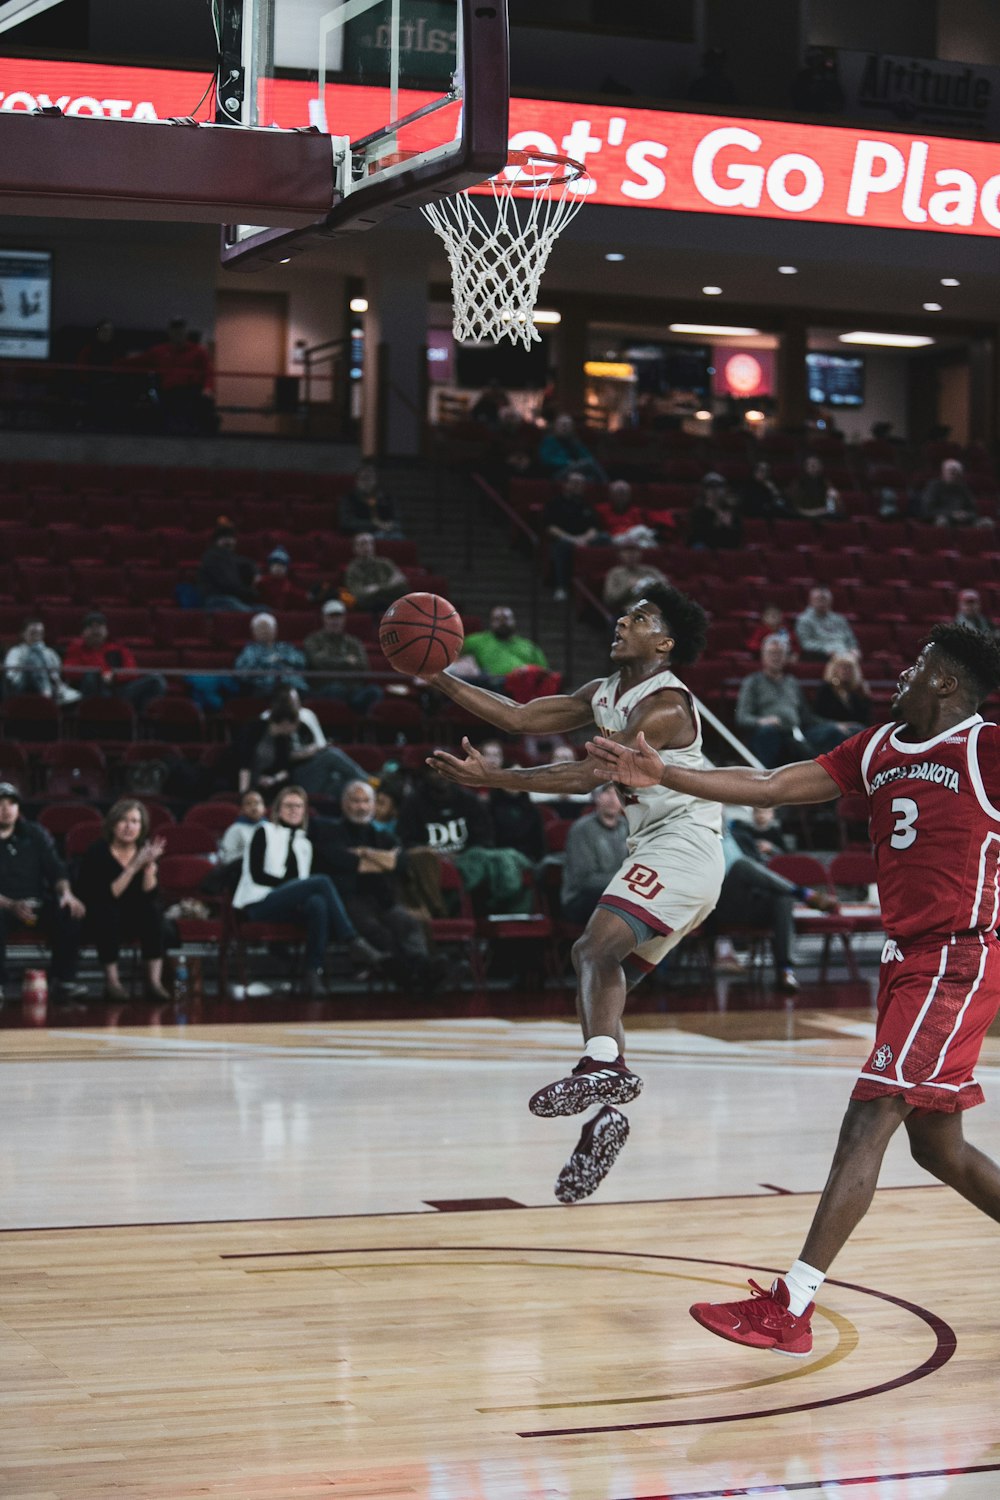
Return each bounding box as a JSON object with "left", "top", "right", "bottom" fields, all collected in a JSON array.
[{"left": 388, "top": 464, "right": 612, "bottom": 687}]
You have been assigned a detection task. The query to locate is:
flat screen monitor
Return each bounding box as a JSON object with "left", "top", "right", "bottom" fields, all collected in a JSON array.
[
  {"left": 806, "top": 350, "right": 865, "bottom": 407},
  {"left": 0, "top": 249, "right": 51, "bottom": 360}
]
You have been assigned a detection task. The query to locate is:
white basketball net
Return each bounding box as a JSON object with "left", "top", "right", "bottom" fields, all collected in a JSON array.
[{"left": 422, "top": 152, "right": 590, "bottom": 349}]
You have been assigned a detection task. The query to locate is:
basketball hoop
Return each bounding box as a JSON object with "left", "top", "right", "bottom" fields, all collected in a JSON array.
[{"left": 421, "top": 150, "right": 591, "bottom": 349}]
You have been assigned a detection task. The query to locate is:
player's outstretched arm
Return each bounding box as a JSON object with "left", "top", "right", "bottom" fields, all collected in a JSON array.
[
  {"left": 424, "top": 670, "right": 601, "bottom": 735},
  {"left": 429, "top": 738, "right": 604, "bottom": 793},
  {"left": 586, "top": 731, "right": 841, "bottom": 807}
]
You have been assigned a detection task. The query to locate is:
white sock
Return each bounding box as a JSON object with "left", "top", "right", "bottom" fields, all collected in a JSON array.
[
  {"left": 583, "top": 1035, "right": 619, "bottom": 1063},
  {"left": 785, "top": 1258, "right": 824, "bottom": 1315}
]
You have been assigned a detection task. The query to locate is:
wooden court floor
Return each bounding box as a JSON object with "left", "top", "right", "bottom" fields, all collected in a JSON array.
[{"left": 4, "top": 1004, "right": 1000, "bottom": 1500}]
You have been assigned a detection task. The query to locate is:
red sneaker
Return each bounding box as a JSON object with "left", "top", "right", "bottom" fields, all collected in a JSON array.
[
  {"left": 529, "top": 1054, "right": 643, "bottom": 1117},
  {"left": 689, "top": 1277, "right": 814, "bottom": 1357},
  {"left": 555, "top": 1106, "right": 630, "bottom": 1203}
]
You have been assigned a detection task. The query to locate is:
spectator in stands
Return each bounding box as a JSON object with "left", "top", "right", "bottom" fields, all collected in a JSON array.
[
  {"left": 490, "top": 405, "right": 541, "bottom": 486},
  {"left": 232, "top": 785, "right": 386, "bottom": 998},
  {"left": 741, "top": 460, "right": 789, "bottom": 519},
  {"left": 337, "top": 463, "right": 404, "bottom": 538},
  {"left": 198, "top": 520, "right": 258, "bottom": 611},
  {"left": 813, "top": 652, "right": 871, "bottom": 733},
  {"left": 77, "top": 799, "right": 172, "bottom": 1004},
  {"left": 788, "top": 454, "right": 841, "bottom": 519},
  {"left": 470, "top": 379, "right": 510, "bottom": 428},
  {"left": 954, "top": 588, "right": 994, "bottom": 636},
  {"left": 712, "top": 815, "right": 836, "bottom": 991},
  {"left": 4, "top": 618, "right": 80, "bottom": 704},
  {"left": 141, "top": 316, "right": 215, "bottom": 435},
  {"left": 239, "top": 688, "right": 370, "bottom": 800},
  {"left": 75, "top": 318, "right": 130, "bottom": 430},
  {"left": 527, "top": 744, "right": 590, "bottom": 816},
  {"left": 789, "top": 45, "right": 845, "bottom": 114},
  {"left": 309, "top": 780, "right": 449, "bottom": 996},
  {"left": 234, "top": 613, "right": 308, "bottom": 698},
  {"left": 343, "top": 532, "right": 408, "bottom": 613},
  {"left": 686, "top": 46, "right": 738, "bottom": 104},
  {"left": 0, "top": 782, "right": 85, "bottom": 1008},
  {"left": 453, "top": 605, "right": 548, "bottom": 687},
  {"left": 560, "top": 785, "right": 628, "bottom": 925},
  {"left": 400, "top": 765, "right": 534, "bottom": 915},
  {"left": 545, "top": 471, "right": 601, "bottom": 602},
  {"left": 746, "top": 602, "right": 794, "bottom": 656},
  {"left": 594, "top": 480, "right": 657, "bottom": 547},
  {"left": 602, "top": 541, "right": 669, "bottom": 615},
  {"left": 538, "top": 413, "right": 607, "bottom": 482},
  {"left": 302, "top": 599, "right": 381, "bottom": 712},
  {"left": 687, "top": 472, "right": 743, "bottom": 550},
  {"left": 374, "top": 773, "right": 404, "bottom": 836},
  {"left": 735, "top": 635, "right": 848, "bottom": 767},
  {"left": 399, "top": 765, "right": 494, "bottom": 854},
  {"left": 63, "top": 612, "right": 166, "bottom": 713},
  {"left": 477, "top": 741, "right": 546, "bottom": 861},
  {"left": 922, "top": 458, "right": 982, "bottom": 527},
  {"left": 794, "top": 586, "right": 858, "bottom": 661},
  {"left": 254, "top": 548, "right": 308, "bottom": 612},
  {"left": 217, "top": 789, "right": 268, "bottom": 876}
]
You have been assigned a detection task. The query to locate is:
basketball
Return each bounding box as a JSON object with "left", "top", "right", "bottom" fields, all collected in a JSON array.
[{"left": 379, "top": 592, "right": 464, "bottom": 676}]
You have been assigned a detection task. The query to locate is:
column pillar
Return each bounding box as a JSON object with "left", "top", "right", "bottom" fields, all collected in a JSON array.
[
  {"left": 777, "top": 315, "right": 808, "bottom": 431},
  {"left": 361, "top": 243, "right": 430, "bottom": 458}
]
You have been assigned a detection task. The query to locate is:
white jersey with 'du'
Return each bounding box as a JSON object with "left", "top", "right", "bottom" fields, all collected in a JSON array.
[{"left": 590, "top": 667, "right": 723, "bottom": 846}]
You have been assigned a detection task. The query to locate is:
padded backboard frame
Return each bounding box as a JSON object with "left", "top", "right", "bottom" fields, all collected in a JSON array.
[{"left": 219, "top": 0, "right": 509, "bottom": 270}]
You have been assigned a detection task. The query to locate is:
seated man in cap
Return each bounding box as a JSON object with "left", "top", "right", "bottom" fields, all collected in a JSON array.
[
  {"left": 197, "top": 520, "right": 258, "bottom": 611},
  {"left": 0, "top": 782, "right": 86, "bottom": 1009},
  {"left": 302, "top": 600, "right": 382, "bottom": 713}
]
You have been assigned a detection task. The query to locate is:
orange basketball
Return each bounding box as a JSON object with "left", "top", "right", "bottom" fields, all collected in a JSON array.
[{"left": 379, "top": 592, "right": 464, "bottom": 676}]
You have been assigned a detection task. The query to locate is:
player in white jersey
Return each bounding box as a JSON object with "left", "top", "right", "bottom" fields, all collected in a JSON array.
[{"left": 423, "top": 585, "right": 725, "bottom": 1201}]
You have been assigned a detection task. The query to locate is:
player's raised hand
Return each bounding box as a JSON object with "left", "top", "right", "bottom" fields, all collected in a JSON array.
[
  {"left": 427, "top": 737, "right": 492, "bottom": 787},
  {"left": 586, "top": 732, "right": 664, "bottom": 787}
]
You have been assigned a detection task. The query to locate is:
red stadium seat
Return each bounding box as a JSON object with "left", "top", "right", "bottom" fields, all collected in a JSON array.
[{"left": 160, "top": 825, "right": 217, "bottom": 856}]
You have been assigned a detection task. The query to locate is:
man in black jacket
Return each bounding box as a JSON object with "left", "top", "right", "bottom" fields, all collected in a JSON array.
[
  {"left": 0, "top": 784, "right": 86, "bottom": 1006},
  {"left": 198, "top": 521, "right": 258, "bottom": 611},
  {"left": 310, "top": 780, "right": 448, "bottom": 994}
]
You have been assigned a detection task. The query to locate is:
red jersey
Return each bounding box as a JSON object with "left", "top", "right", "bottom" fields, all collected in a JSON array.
[{"left": 818, "top": 714, "right": 1000, "bottom": 942}]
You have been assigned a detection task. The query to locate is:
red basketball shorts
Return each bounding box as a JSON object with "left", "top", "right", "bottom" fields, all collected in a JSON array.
[{"left": 853, "top": 931, "right": 1000, "bottom": 1113}]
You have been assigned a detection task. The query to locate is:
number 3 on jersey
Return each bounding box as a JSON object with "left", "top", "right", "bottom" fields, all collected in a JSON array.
[{"left": 890, "top": 796, "right": 919, "bottom": 849}]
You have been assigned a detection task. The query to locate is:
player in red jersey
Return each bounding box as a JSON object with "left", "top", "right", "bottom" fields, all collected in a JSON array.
[{"left": 588, "top": 624, "right": 1000, "bottom": 1355}]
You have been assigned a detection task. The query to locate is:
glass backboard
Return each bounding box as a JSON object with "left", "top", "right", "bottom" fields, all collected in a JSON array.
[{"left": 218, "top": 0, "right": 508, "bottom": 267}]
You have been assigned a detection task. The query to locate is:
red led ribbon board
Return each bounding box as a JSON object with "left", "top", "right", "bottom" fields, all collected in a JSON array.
[{"left": 4, "top": 59, "right": 1000, "bottom": 236}]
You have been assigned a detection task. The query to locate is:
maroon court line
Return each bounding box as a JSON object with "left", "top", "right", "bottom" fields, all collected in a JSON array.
[
  {"left": 208, "top": 1243, "right": 958, "bottom": 1436},
  {"left": 513, "top": 1253, "right": 956, "bottom": 1437},
  {"left": 614, "top": 1462, "right": 1000, "bottom": 1499},
  {"left": 0, "top": 1181, "right": 945, "bottom": 1237}
]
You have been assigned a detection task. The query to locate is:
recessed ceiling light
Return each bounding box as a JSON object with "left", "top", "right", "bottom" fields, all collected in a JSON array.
[
  {"left": 839, "top": 331, "right": 935, "bottom": 348},
  {"left": 694, "top": 409, "right": 713, "bottom": 421},
  {"left": 745, "top": 409, "right": 766, "bottom": 423},
  {"left": 777, "top": 265, "right": 798, "bottom": 274},
  {"left": 605, "top": 252, "right": 625, "bottom": 262},
  {"left": 702, "top": 285, "right": 723, "bottom": 295},
  {"left": 923, "top": 302, "right": 942, "bottom": 312},
  {"left": 533, "top": 309, "right": 561, "bottom": 325},
  {"left": 349, "top": 297, "right": 369, "bottom": 312},
  {"left": 940, "top": 277, "right": 960, "bottom": 287},
  {"left": 669, "top": 323, "right": 760, "bottom": 336}
]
